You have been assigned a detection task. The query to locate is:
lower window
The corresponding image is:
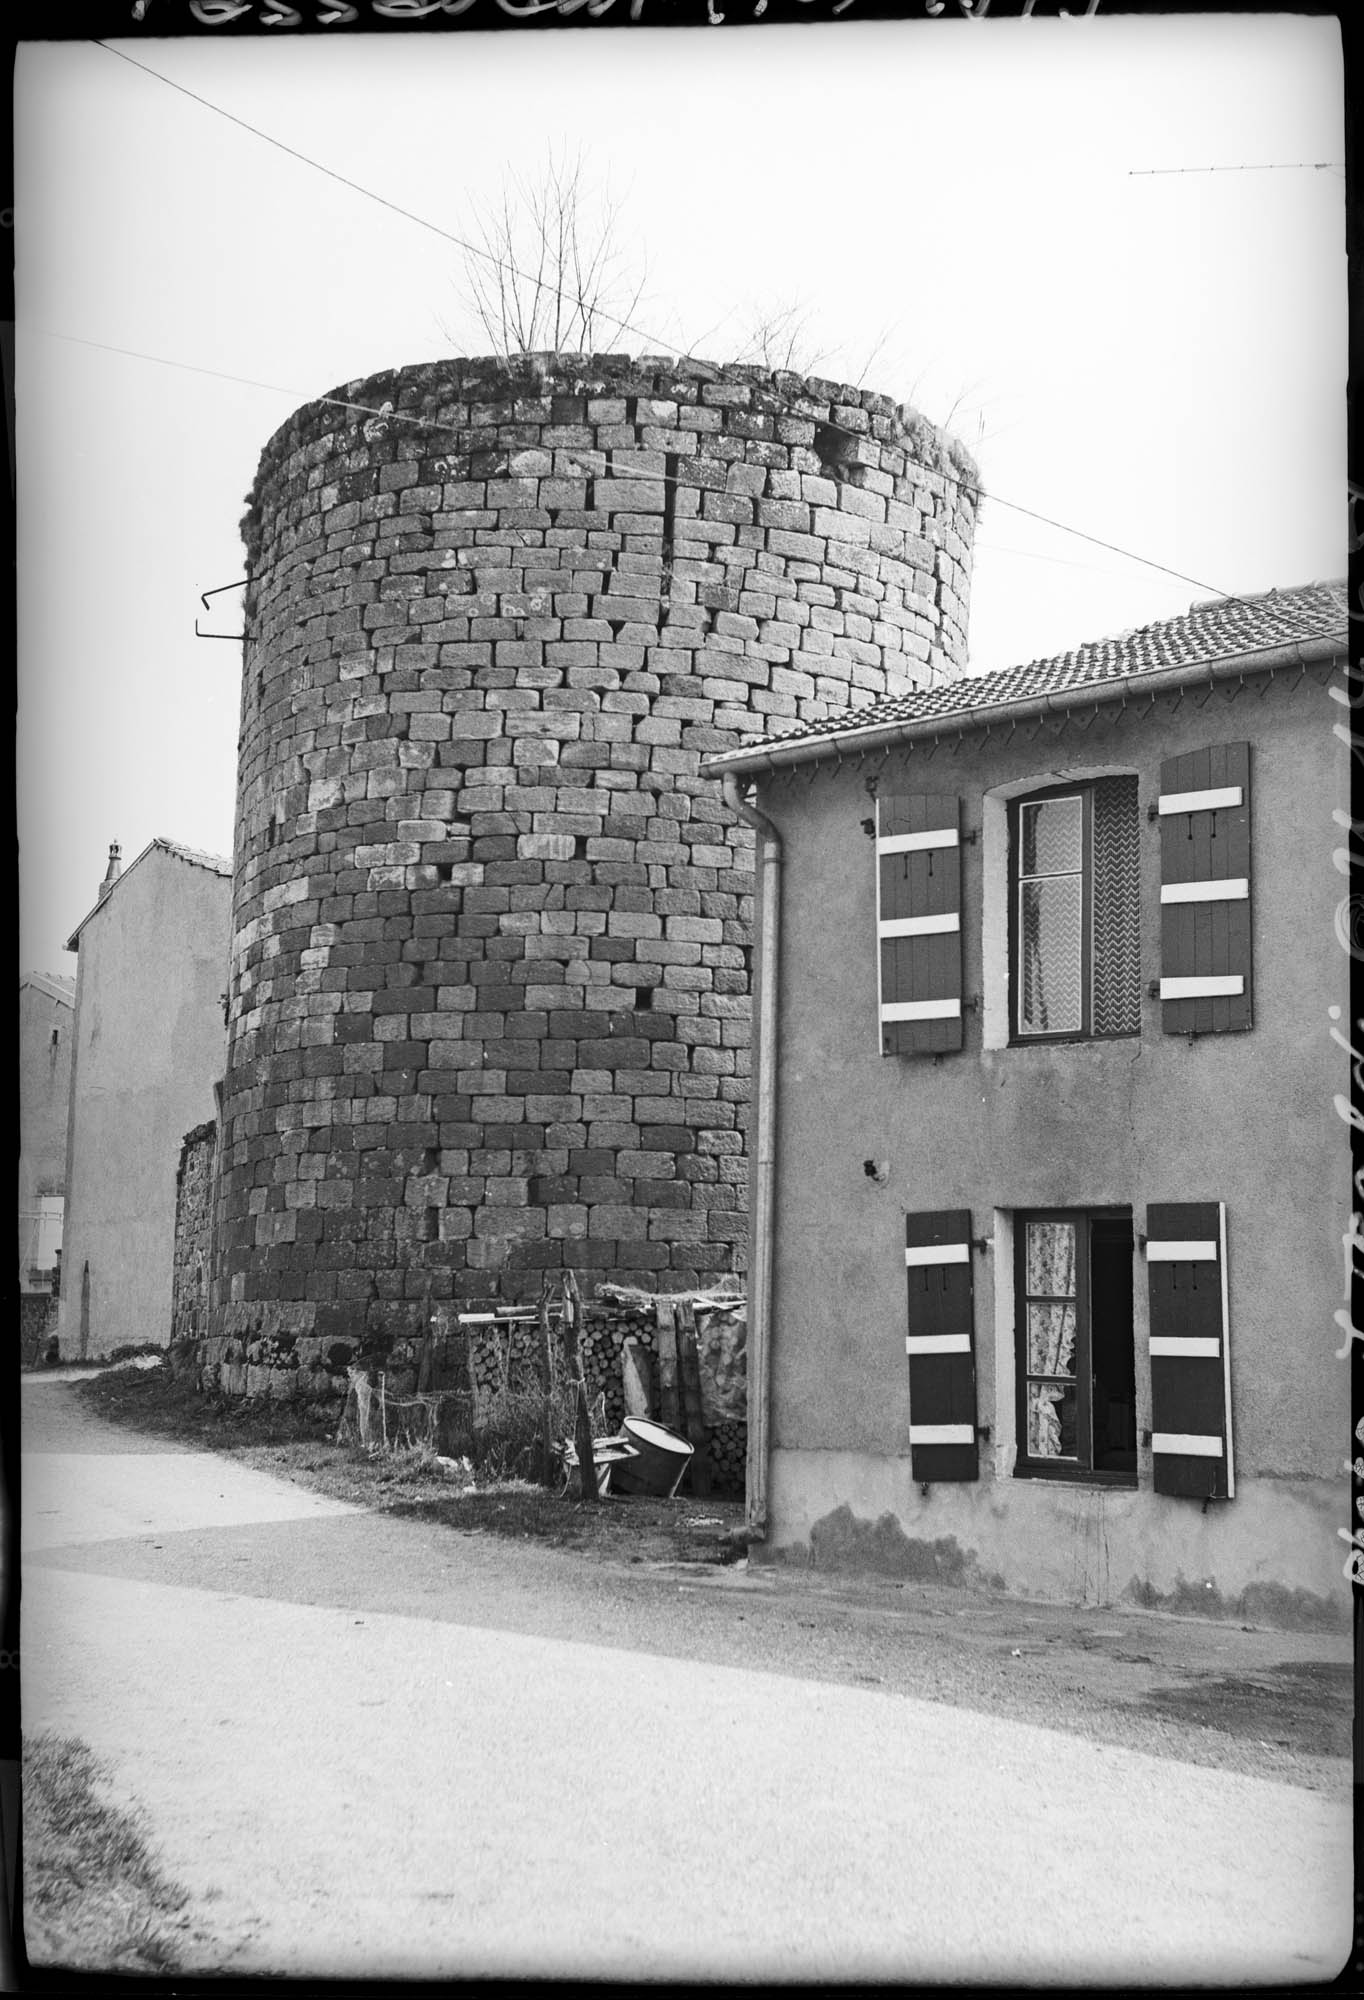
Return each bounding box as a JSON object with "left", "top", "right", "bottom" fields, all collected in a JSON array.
[{"left": 1014, "top": 1209, "right": 1137, "bottom": 1483}]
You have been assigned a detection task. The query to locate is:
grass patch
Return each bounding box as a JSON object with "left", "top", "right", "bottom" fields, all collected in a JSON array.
[
  {"left": 72, "top": 1365, "right": 748, "bottom": 1567},
  {"left": 77, "top": 1363, "right": 334, "bottom": 1449},
  {"left": 389, "top": 1482, "right": 749, "bottom": 1564},
  {"left": 22, "top": 1733, "right": 195, "bottom": 1973}
]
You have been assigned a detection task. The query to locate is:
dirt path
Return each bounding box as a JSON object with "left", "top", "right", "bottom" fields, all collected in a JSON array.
[{"left": 19, "top": 1377, "right": 1356, "bottom": 1980}]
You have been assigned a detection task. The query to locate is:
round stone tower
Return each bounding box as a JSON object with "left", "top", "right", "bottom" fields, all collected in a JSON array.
[{"left": 211, "top": 354, "right": 977, "bottom": 1355}]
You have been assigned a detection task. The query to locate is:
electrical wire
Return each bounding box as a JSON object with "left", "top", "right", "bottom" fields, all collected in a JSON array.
[
  {"left": 82, "top": 38, "right": 1246, "bottom": 603},
  {"left": 34, "top": 320, "right": 1244, "bottom": 605},
  {"left": 974, "top": 541, "right": 1134, "bottom": 579},
  {"left": 92, "top": 39, "right": 666, "bottom": 353},
  {"left": 1128, "top": 161, "right": 1344, "bottom": 176}
]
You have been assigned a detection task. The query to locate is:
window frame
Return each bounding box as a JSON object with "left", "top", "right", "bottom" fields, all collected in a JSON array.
[
  {"left": 1007, "top": 778, "right": 1139, "bottom": 1047},
  {"left": 1013, "top": 1205, "right": 1137, "bottom": 1488}
]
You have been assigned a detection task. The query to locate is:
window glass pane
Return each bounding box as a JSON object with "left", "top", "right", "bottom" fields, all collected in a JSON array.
[
  {"left": 1018, "top": 877, "right": 1083, "bottom": 1034},
  {"left": 1020, "top": 795, "right": 1083, "bottom": 876},
  {"left": 1027, "top": 1301, "right": 1077, "bottom": 1376},
  {"left": 1027, "top": 1382, "right": 1078, "bottom": 1460},
  {"left": 1026, "top": 1219, "right": 1077, "bottom": 1298}
]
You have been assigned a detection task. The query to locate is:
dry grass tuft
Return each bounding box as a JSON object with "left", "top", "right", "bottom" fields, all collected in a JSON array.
[{"left": 23, "top": 1733, "right": 195, "bottom": 1973}]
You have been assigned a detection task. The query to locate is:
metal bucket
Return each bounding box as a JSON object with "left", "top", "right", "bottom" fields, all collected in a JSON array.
[{"left": 611, "top": 1417, "right": 694, "bottom": 1498}]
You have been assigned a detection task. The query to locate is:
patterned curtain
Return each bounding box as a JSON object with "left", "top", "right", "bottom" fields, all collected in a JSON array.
[{"left": 1025, "top": 1220, "right": 1077, "bottom": 1459}]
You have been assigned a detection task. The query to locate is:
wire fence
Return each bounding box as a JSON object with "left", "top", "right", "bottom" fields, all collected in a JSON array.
[{"left": 337, "top": 1305, "right": 606, "bottom": 1485}]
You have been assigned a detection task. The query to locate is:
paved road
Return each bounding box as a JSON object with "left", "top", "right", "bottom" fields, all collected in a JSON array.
[{"left": 20, "top": 1378, "right": 1354, "bottom": 1982}]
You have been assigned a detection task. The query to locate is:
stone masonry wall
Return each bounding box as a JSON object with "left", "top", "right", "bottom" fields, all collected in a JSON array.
[
  {"left": 20, "top": 1293, "right": 59, "bottom": 1368},
  {"left": 172, "top": 1121, "right": 217, "bottom": 1344},
  {"left": 212, "top": 353, "right": 978, "bottom": 1359}
]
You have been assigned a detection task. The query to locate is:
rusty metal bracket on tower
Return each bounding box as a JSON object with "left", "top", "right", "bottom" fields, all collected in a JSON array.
[{"left": 195, "top": 580, "right": 248, "bottom": 641}]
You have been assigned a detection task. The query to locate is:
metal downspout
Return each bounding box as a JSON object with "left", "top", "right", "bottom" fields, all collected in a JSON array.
[{"left": 724, "top": 774, "right": 780, "bottom": 1541}]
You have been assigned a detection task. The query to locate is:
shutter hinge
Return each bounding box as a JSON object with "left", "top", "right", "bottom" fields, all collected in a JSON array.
[
  {"left": 972, "top": 1237, "right": 989, "bottom": 1254},
  {"left": 961, "top": 827, "right": 979, "bottom": 845},
  {"left": 962, "top": 995, "right": 981, "bottom": 1014},
  {"left": 861, "top": 817, "right": 876, "bottom": 837},
  {"left": 1146, "top": 802, "right": 1160, "bottom": 823},
  {"left": 976, "top": 1423, "right": 992, "bottom": 1442},
  {"left": 1137, "top": 1234, "right": 1147, "bottom": 1252},
  {"left": 1147, "top": 980, "right": 1160, "bottom": 999}
]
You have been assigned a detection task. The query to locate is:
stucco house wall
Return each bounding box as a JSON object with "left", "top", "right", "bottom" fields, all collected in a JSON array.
[
  {"left": 737, "top": 656, "right": 1350, "bottom": 1628},
  {"left": 18, "top": 973, "right": 74, "bottom": 1292},
  {"left": 58, "top": 843, "right": 231, "bottom": 1357}
]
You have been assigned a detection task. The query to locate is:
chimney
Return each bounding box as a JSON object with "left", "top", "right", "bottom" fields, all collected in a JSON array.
[{"left": 98, "top": 842, "right": 122, "bottom": 904}]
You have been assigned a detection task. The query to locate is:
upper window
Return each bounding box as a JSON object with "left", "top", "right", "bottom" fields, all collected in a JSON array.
[{"left": 1009, "top": 776, "right": 1140, "bottom": 1041}]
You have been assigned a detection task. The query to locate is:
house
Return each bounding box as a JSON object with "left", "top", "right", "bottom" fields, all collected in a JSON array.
[
  {"left": 703, "top": 581, "right": 1351, "bottom": 1629},
  {"left": 19, "top": 971, "right": 75, "bottom": 1361},
  {"left": 58, "top": 839, "right": 232, "bottom": 1358}
]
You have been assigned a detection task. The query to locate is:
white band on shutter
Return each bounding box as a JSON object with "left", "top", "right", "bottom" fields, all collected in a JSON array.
[
  {"left": 1158, "top": 786, "right": 1243, "bottom": 816},
  {"left": 1160, "top": 878, "right": 1248, "bottom": 905},
  {"left": 882, "top": 998, "right": 961, "bottom": 1023},
  {"left": 905, "top": 1242, "right": 970, "bottom": 1268},
  {"left": 908, "top": 1423, "right": 975, "bottom": 1445},
  {"left": 1151, "top": 1432, "right": 1223, "bottom": 1457},
  {"left": 905, "top": 1333, "right": 971, "bottom": 1355},
  {"left": 1150, "top": 1336, "right": 1221, "bottom": 1358},
  {"left": 1159, "top": 975, "right": 1245, "bottom": 1000},
  {"left": 877, "top": 828, "right": 959, "bottom": 856},
  {"left": 879, "top": 912, "right": 959, "bottom": 939},
  {"left": 1146, "top": 1239, "right": 1218, "bottom": 1262}
]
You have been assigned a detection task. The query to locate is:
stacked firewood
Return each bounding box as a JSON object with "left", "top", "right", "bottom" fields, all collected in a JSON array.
[{"left": 706, "top": 1421, "right": 748, "bottom": 1497}]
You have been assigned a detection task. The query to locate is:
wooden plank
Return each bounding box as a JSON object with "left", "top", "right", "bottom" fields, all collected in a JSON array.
[
  {"left": 621, "top": 1337, "right": 653, "bottom": 1419},
  {"left": 1147, "top": 1201, "right": 1229, "bottom": 1497},
  {"left": 676, "top": 1305, "right": 712, "bottom": 1497},
  {"left": 1160, "top": 746, "right": 1251, "bottom": 1036},
  {"left": 561, "top": 1271, "right": 598, "bottom": 1504},
  {"left": 655, "top": 1300, "right": 680, "bottom": 1428},
  {"left": 878, "top": 795, "right": 962, "bottom": 1057},
  {"left": 904, "top": 1209, "right": 978, "bottom": 1482}
]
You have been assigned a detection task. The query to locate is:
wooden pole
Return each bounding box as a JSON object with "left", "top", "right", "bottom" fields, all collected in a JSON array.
[
  {"left": 562, "top": 1271, "right": 598, "bottom": 1503},
  {"left": 536, "top": 1276, "right": 555, "bottom": 1487},
  {"left": 677, "top": 1304, "right": 713, "bottom": 1497},
  {"left": 464, "top": 1325, "right": 480, "bottom": 1431},
  {"left": 417, "top": 1294, "right": 434, "bottom": 1397}
]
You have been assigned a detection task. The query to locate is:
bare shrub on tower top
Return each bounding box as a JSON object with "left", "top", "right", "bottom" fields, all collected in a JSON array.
[{"left": 453, "top": 145, "right": 650, "bottom": 361}]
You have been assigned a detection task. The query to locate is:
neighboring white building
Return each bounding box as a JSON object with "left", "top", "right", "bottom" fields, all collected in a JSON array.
[{"left": 59, "top": 839, "right": 231, "bottom": 1357}]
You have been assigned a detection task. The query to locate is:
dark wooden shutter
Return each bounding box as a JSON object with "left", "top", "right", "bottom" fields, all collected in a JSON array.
[
  {"left": 1158, "top": 744, "right": 1252, "bottom": 1034},
  {"left": 904, "top": 1209, "right": 979, "bottom": 1482},
  {"left": 1145, "top": 1201, "right": 1233, "bottom": 1499},
  {"left": 876, "top": 794, "right": 962, "bottom": 1056}
]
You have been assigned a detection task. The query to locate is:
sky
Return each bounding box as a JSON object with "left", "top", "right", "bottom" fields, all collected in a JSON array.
[{"left": 15, "top": 11, "right": 1345, "bottom": 977}]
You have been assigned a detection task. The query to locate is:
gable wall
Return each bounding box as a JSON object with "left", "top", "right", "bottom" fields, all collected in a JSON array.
[{"left": 58, "top": 851, "right": 230, "bottom": 1356}]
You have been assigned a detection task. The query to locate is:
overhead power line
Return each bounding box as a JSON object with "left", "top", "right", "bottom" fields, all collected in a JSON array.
[
  {"left": 1128, "top": 161, "right": 1343, "bottom": 176},
  {"left": 83, "top": 40, "right": 1241, "bottom": 606},
  {"left": 37, "top": 321, "right": 1243, "bottom": 609},
  {"left": 92, "top": 39, "right": 665, "bottom": 351}
]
